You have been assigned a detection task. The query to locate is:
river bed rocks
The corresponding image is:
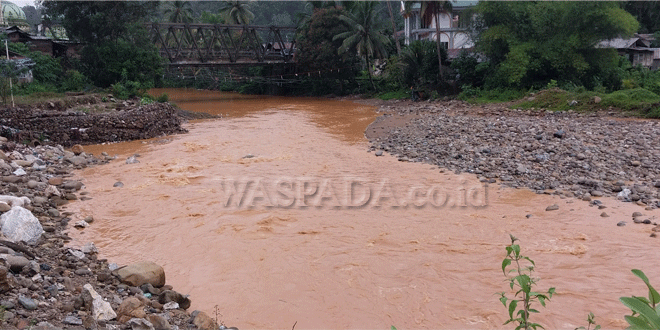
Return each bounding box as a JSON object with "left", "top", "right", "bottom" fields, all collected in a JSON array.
[
  {"left": 0, "top": 96, "right": 187, "bottom": 147},
  {"left": 368, "top": 100, "right": 660, "bottom": 207},
  {"left": 0, "top": 126, "right": 221, "bottom": 328}
]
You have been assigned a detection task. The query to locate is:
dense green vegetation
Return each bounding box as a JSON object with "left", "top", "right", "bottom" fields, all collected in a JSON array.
[{"left": 2, "top": 0, "right": 660, "bottom": 114}]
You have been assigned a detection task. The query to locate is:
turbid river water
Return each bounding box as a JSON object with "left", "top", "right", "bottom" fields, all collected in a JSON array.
[{"left": 65, "top": 88, "right": 659, "bottom": 329}]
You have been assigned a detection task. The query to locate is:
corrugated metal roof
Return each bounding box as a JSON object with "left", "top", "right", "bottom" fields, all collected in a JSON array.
[{"left": 597, "top": 38, "right": 638, "bottom": 49}]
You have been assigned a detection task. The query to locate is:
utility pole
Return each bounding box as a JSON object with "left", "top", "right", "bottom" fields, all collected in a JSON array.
[{"left": 5, "top": 40, "right": 14, "bottom": 108}]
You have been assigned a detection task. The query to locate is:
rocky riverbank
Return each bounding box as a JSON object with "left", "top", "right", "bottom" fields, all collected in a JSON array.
[
  {"left": 367, "top": 99, "right": 660, "bottom": 208},
  {"left": 0, "top": 95, "right": 190, "bottom": 147},
  {"left": 0, "top": 98, "right": 226, "bottom": 329}
]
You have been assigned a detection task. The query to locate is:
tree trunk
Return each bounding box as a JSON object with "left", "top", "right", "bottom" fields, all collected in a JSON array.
[
  {"left": 435, "top": 5, "right": 444, "bottom": 82},
  {"left": 366, "top": 56, "right": 377, "bottom": 92},
  {"left": 387, "top": 1, "right": 401, "bottom": 56}
]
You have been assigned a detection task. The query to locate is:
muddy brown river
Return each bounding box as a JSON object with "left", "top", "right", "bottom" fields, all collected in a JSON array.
[{"left": 66, "top": 88, "right": 658, "bottom": 329}]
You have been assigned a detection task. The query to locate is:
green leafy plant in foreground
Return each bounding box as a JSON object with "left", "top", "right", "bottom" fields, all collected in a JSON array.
[
  {"left": 499, "top": 234, "right": 555, "bottom": 330},
  {"left": 620, "top": 269, "right": 660, "bottom": 329},
  {"left": 575, "top": 312, "right": 600, "bottom": 330}
]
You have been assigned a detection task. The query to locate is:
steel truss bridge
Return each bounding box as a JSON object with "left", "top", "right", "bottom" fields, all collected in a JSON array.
[{"left": 149, "top": 23, "right": 297, "bottom": 67}]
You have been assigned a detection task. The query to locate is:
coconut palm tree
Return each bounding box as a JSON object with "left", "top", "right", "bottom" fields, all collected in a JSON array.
[
  {"left": 387, "top": 1, "right": 402, "bottom": 56},
  {"left": 333, "top": 1, "right": 391, "bottom": 91},
  {"left": 403, "top": 1, "right": 451, "bottom": 81},
  {"left": 163, "top": 0, "right": 193, "bottom": 23},
  {"left": 219, "top": 1, "right": 254, "bottom": 25}
]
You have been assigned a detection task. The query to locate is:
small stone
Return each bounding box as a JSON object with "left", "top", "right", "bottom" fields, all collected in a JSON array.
[
  {"left": 598, "top": 205, "right": 607, "bottom": 209},
  {"left": 0, "top": 202, "right": 10, "bottom": 212},
  {"left": 617, "top": 221, "right": 626, "bottom": 227},
  {"left": 48, "top": 177, "right": 63, "bottom": 185},
  {"left": 163, "top": 302, "right": 179, "bottom": 310},
  {"left": 126, "top": 156, "right": 140, "bottom": 164},
  {"left": 631, "top": 160, "right": 641, "bottom": 167},
  {"left": 83, "top": 283, "right": 117, "bottom": 321},
  {"left": 375, "top": 150, "right": 383, "bottom": 156},
  {"left": 69, "top": 249, "right": 85, "bottom": 259},
  {"left": 553, "top": 130, "right": 565, "bottom": 139},
  {"left": 82, "top": 242, "right": 98, "bottom": 254},
  {"left": 127, "top": 318, "right": 155, "bottom": 330},
  {"left": 600, "top": 212, "right": 609, "bottom": 217},
  {"left": 74, "top": 220, "right": 89, "bottom": 228},
  {"left": 18, "top": 295, "right": 37, "bottom": 310},
  {"left": 71, "top": 144, "right": 84, "bottom": 155},
  {"left": 113, "top": 182, "right": 124, "bottom": 188},
  {"left": 525, "top": 214, "right": 532, "bottom": 218},
  {"left": 632, "top": 212, "right": 643, "bottom": 217},
  {"left": 47, "top": 208, "right": 60, "bottom": 217},
  {"left": 545, "top": 204, "right": 559, "bottom": 211},
  {"left": 63, "top": 315, "right": 83, "bottom": 325}
]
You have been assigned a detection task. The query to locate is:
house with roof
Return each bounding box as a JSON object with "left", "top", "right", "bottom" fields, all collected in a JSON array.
[
  {"left": 597, "top": 34, "right": 660, "bottom": 69},
  {"left": 401, "top": 1, "right": 477, "bottom": 58},
  {"left": 0, "top": 25, "right": 81, "bottom": 58}
]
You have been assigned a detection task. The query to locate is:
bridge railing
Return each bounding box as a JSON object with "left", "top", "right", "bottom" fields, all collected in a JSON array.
[{"left": 149, "top": 23, "right": 297, "bottom": 67}]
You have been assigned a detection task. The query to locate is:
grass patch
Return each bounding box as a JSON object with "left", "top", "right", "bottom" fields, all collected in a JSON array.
[
  {"left": 13, "top": 91, "right": 66, "bottom": 106},
  {"left": 458, "top": 87, "right": 527, "bottom": 103},
  {"left": 377, "top": 89, "right": 410, "bottom": 100},
  {"left": 514, "top": 87, "right": 660, "bottom": 117}
]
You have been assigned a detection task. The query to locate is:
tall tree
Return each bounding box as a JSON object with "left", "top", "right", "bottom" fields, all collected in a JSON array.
[
  {"left": 402, "top": 1, "right": 450, "bottom": 81},
  {"left": 623, "top": 1, "right": 660, "bottom": 34},
  {"left": 40, "top": 1, "right": 159, "bottom": 43},
  {"left": 474, "top": 1, "right": 639, "bottom": 88},
  {"left": 296, "top": 7, "right": 359, "bottom": 95},
  {"left": 40, "top": 1, "right": 162, "bottom": 87},
  {"left": 163, "top": 0, "right": 193, "bottom": 23},
  {"left": 219, "top": 1, "right": 254, "bottom": 25},
  {"left": 386, "top": 1, "right": 401, "bottom": 56},
  {"left": 333, "top": 1, "right": 391, "bottom": 91}
]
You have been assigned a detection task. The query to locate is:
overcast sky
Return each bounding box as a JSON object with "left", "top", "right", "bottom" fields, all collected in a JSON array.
[{"left": 9, "top": 0, "right": 36, "bottom": 8}]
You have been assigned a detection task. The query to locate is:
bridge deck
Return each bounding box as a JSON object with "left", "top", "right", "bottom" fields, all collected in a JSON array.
[{"left": 150, "top": 23, "right": 296, "bottom": 67}]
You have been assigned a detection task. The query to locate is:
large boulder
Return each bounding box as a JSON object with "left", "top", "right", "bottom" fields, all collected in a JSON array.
[
  {"left": 83, "top": 284, "right": 117, "bottom": 321},
  {"left": 0, "top": 206, "right": 44, "bottom": 245},
  {"left": 115, "top": 261, "right": 166, "bottom": 287}
]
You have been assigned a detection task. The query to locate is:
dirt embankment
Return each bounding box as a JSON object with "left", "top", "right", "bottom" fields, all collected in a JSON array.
[{"left": 0, "top": 94, "right": 210, "bottom": 147}]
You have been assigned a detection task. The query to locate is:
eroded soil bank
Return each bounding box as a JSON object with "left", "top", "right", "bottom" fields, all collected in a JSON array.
[
  {"left": 0, "top": 94, "right": 189, "bottom": 147},
  {"left": 68, "top": 89, "right": 659, "bottom": 329}
]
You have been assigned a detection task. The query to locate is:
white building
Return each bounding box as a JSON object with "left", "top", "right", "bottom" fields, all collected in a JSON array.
[{"left": 402, "top": 1, "right": 477, "bottom": 55}]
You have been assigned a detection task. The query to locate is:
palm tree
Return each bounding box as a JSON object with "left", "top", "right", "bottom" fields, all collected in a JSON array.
[
  {"left": 402, "top": 1, "right": 451, "bottom": 81},
  {"left": 333, "top": 2, "right": 391, "bottom": 91},
  {"left": 219, "top": 1, "right": 254, "bottom": 25},
  {"left": 163, "top": 0, "right": 193, "bottom": 23},
  {"left": 387, "top": 1, "right": 402, "bottom": 56}
]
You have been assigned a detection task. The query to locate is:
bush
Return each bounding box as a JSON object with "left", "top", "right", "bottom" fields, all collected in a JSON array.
[
  {"left": 111, "top": 79, "right": 145, "bottom": 100},
  {"left": 80, "top": 24, "right": 162, "bottom": 88},
  {"left": 60, "top": 70, "right": 89, "bottom": 92},
  {"left": 156, "top": 93, "right": 169, "bottom": 102}
]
